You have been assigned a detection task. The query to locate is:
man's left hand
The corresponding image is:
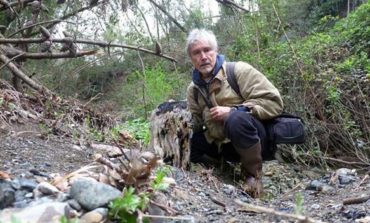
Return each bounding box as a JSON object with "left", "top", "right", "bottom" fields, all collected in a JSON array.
[{"left": 210, "top": 106, "right": 232, "bottom": 121}]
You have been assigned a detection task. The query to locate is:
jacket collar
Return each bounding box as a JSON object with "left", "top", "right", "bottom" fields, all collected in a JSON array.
[{"left": 192, "top": 54, "right": 225, "bottom": 86}]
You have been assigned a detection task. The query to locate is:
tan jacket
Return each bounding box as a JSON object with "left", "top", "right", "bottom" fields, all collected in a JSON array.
[{"left": 186, "top": 61, "right": 283, "bottom": 145}]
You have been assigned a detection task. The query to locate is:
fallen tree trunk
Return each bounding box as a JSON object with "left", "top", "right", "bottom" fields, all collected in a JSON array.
[{"left": 149, "top": 101, "right": 192, "bottom": 169}]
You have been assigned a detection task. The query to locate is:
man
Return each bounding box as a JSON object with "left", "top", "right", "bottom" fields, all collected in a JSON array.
[{"left": 186, "top": 28, "right": 283, "bottom": 198}]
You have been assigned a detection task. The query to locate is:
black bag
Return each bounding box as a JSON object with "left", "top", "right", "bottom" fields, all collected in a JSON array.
[{"left": 266, "top": 113, "right": 305, "bottom": 145}]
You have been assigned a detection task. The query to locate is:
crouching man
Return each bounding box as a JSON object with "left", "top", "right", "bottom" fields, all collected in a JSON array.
[{"left": 186, "top": 28, "right": 283, "bottom": 198}]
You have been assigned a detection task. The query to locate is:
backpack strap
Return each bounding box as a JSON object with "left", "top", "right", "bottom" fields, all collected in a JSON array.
[
  {"left": 193, "top": 62, "right": 241, "bottom": 106},
  {"left": 225, "top": 62, "right": 242, "bottom": 98}
]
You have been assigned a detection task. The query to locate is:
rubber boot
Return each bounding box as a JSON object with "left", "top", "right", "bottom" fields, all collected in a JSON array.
[{"left": 235, "top": 143, "right": 263, "bottom": 198}]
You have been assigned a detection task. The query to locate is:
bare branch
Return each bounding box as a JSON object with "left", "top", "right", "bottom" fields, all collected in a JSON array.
[
  {"left": 215, "top": 0, "right": 250, "bottom": 12},
  {"left": 0, "top": 37, "right": 177, "bottom": 62},
  {"left": 147, "top": 0, "right": 187, "bottom": 33},
  {"left": 0, "top": 0, "right": 34, "bottom": 11},
  {"left": 6, "top": 49, "right": 98, "bottom": 60},
  {"left": 0, "top": 52, "right": 25, "bottom": 71},
  {"left": 0, "top": 48, "right": 51, "bottom": 94},
  {"left": 8, "top": 19, "right": 67, "bottom": 38}
]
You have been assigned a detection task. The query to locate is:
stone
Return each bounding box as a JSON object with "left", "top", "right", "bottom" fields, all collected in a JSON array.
[
  {"left": 306, "top": 180, "right": 323, "bottom": 191},
  {"left": 13, "top": 178, "right": 38, "bottom": 192},
  {"left": 0, "top": 202, "right": 67, "bottom": 223},
  {"left": 0, "top": 181, "right": 15, "bottom": 209},
  {"left": 339, "top": 175, "right": 355, "bottom": 185},
  {"left": 80, "top": 208, "right": 108, "bottom": 223},
  {"left": 67, "top": 199, "right": 82, "bottom": 211},
  {"left": 69, "top": 177, "right": 121, "bottom": 211},
  {"left": 222, "top": 184, "right": 235, "bottom": 195},
  {"left": 35, "top": 182, "right": 60, "bottom": 196}
]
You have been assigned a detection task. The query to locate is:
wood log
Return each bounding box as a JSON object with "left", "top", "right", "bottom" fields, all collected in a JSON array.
[{"left": 149, "top": 100, "right": 192, "bottom": 169}]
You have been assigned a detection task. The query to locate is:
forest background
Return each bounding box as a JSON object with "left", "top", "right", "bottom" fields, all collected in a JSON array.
[{"left": 0, "top": 0, "right": 369, "bottom": 168}]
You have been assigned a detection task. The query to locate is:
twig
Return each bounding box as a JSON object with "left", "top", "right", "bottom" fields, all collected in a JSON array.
[
  {"left": 0, "top": 52, "right": 25, "bottom": 71},
  {"left": 8, "top": 19, "right": 69, "bottom": 38},
  {"left": 323, "top": 157, "right": 369, "bottom": 166},
  {"left": 280, "top": 182, "right": 304, "bottom": 200},
  {"left": 235, "top": 199, "right": 326, "bottom": 223},
  {"left": 83, "top": 93, "right": 102, "bottom": 107},
  {"left": 209, "top": 196, "right": 226, "bottom": 208},
  {"left": 149, "top": 200, "right": 178, "bottom": 215},
  {"left": 141, "top": 214, "right": 194, "bottom": 221},
  {"left": 343, "top": 194, "right": 370, "bottom": 205},
  {"left": 356, "top": 174, "right": 369, "bottom": 189}
]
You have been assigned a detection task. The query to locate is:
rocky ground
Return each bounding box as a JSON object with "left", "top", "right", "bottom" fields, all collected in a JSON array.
[
  {"left": 0, "top": 87, "right": 369, "bottom": 223},
  {"left": 0, "top": 127, "right": 370, "bottom": 223}
]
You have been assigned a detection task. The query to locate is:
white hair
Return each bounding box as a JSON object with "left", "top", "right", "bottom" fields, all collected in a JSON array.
[{"left": 186, "top": 28, "right": 218, "bottom": 56}]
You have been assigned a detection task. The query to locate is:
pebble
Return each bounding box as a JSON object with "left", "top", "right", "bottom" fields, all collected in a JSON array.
[
  {"left": 222, "top": 184, "right": 235, "bottom": 195},
  {"left": 69, "top": 177, "right": 122, "bottom": 211},
  {"left": 339, "top": 175, "right": 355, "bottom": 185},
  {"left": 35, "top": 182, "right": 60, "bottom": 196},
  {"left": 306, "top": 180, "right": 324, "bottom": 191},
  {"left": 80, "top": 208, "right": 108, "bottom": 223},
  {"left": 311, "top": 204, "right": 321, "bottom": 209}
]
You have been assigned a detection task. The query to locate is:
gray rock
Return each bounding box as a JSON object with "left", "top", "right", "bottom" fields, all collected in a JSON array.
[
  {"left": 67, "top": 199, "right": 82, "bottom": 211},
  {"left": 306, "top": 180, "right": 323, "bottom": 191},
  {"left": 12, "top": 178, "right": 38, "bottom": 192},
  {"left": 222, "top": 184, "right": 235, "bottom": 195},
  {"left": 69, "top": 177, "right": 121, "bottom": 211},
  {"left": 0, "top": 201, "right": 66, "bottom": 223},
  {"left": 338, "top": 175, "right": 355, "bottom": 185},
  {"left": 0, "top": 181, "right": 15, "bottom": 209}
]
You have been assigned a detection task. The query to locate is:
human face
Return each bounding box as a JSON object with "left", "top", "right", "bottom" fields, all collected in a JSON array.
[{"left": 189, "top": 40, "right": 217, "bottom": 78}]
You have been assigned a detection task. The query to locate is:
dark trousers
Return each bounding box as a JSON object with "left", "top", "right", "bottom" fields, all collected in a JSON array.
[{"left": 190, "top": 111, "right": 272, "bottom": 163}]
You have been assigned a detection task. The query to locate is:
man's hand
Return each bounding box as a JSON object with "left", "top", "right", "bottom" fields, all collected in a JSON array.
[{"left": 210, "top": 106, "right": 233, "bottom": 121}]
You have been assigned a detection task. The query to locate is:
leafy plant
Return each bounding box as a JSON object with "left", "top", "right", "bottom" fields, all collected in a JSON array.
[
  {"left": 294, "top": 192, "right": 304, "bottom": 215},
  {"left": 150, "top": 166, "right": 171, "bottom": 191},
  {"left": 108, "top": 165, "right": 171, "bottom": 223},
  {"left": 112, "top": 118, "right": 150, "bottom": 145},
  {"left": 109, "top": 187, "right": 147, "bottom": 223}
]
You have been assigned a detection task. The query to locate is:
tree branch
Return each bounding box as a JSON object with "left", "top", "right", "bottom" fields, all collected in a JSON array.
[
  {"left": 0, "top": 48, "right": 51, "bottom": 94},
  {"left": 0, "top": 0, "right": 35, "bottom": 11},
  {"left": 147, "top": 0, "right": 187, "bottom": 33},
  {"left": 215, "top": 0, "right": 250, "bottom": 12},
  {"left": 6, "top": 49, "right": 97, "bottom": 60},
  {"left": 8, "top": 19, "right": 65, "bottom": 38},
  {"left": 0, "top": 37, "right": 177, "bottom": 62}
]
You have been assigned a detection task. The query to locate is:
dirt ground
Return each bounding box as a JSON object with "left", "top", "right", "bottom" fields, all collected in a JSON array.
[{"left": 1, "top": 123, "right": 369, "bottom": 223}]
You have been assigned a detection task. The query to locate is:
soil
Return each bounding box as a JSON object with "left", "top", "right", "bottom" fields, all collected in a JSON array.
[{"left": 1, "top": 123, "right": 369, "bottom": 223}]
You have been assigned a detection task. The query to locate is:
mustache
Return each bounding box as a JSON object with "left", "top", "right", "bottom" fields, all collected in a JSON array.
[{"left": 200, "top": 62, "right": 211, "bottom": 67}]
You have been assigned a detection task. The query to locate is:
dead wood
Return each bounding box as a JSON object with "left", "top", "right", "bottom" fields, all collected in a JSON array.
[
  {"left": 149, "top": 101, "right": 191, "bottom": 169},
  {"left": 343, "top": 194, "right": 370, "bottom": 205},
  {"left": 235, "top": 199, "right": 326, "bottom": 223},
  {"left": 0, "top": 37, "right": 177, "bottom": 62},
  {"left": 6, "top": 49, "right": 97, "bottom": 59},
  {"left": 0, "top": 48, "right": 51, "bottom": 94}
]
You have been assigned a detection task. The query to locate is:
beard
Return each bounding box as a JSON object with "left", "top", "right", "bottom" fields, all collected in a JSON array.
[{"left": 198, "top": 64, "right": 214, "bottom": 77}]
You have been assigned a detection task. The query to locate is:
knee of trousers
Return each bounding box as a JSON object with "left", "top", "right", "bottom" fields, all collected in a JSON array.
[{"left": 224, "top": 111, "right": 260, "bottom": 149}]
